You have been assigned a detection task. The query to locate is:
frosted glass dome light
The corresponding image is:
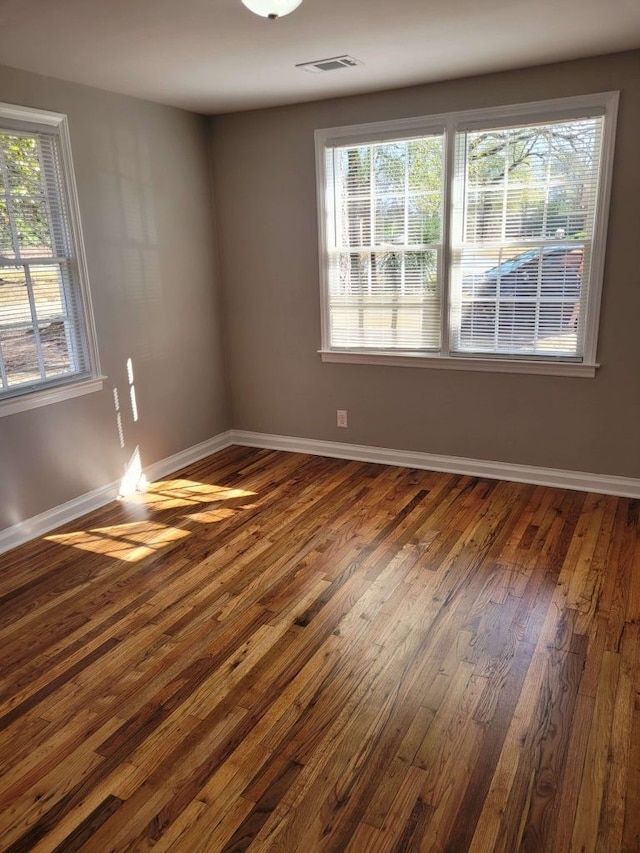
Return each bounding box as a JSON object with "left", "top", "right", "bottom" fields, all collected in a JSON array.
[{"left": 241, "top": 0, "right": 303, "bottom": 18}]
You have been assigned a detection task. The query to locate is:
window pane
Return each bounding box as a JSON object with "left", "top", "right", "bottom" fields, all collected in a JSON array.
[
  {"left": 462, "top": 119, "right": 602, "bottom": 245},
  {"left": 31, "top": 264, "right": 66, "bottom": 320},
  {"left": 375, "top": 196, "right": 405, "bottom": 245},
  {"left": 329, "top": 250, "right": 440, "bottom": 349},
  {"left": 41, "top": 320, "right": 72, "bottom": 378},
  {"left": 0, "top": 262, "right": 75, "bottom": 387},
  {"left": 374, "top": 143, "right": 405, "bottom": 193},
  {"left": 0, "top": 266, "right": 30, "bottom": 326},
  {"left": 0, "top": 133, "right": 56, "bottom": 259},
  {"left": 452, "top": 115, "right": 603, "bottom": 359},
  {"left": 0, "top": 199, "right": 12, "bottom": 255},
  {"left": 327, "top": 133, "right": 444, "bottom": 350},
  {"left": 454, "top": 244, "right": 585, "bottom": 356},
  {"left": 13, "top": 194, "right": 54, "bottom": 257},
  {"left": 345, "top": 197, "right": 371, "bottom": 247},
  {"left": 0, "top": 328, "right": 42, "bottom": 387},
  {"left": 408, "top": 192, "right": 442, "bottom": 245},
  {"left": 30, "top": 264, "right": 74, "bottom": 377}
]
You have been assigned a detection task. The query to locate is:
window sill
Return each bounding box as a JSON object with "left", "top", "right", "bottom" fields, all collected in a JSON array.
[
  {"left": 319, "top": 350, "right": 598, "bottom": 378},
  {"left": 0, "top": 376, "right": 107, "bottom": 418}
]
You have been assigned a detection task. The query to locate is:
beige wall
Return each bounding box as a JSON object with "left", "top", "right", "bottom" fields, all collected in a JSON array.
[
  {"left": 211, "top": 50, "right": 640, "bottom": 478},
  {"left": 0, "top": 65, "right": 229, "bottom": 530},
  {"left": 1, "top": 50, "right": 638, "bottom": 534}
]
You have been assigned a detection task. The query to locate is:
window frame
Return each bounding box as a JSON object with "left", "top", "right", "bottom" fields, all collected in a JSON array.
[
  {"left": 315, "top": 92, "right": 619, "bottom": 378},
  {"left": 0, "top": 101, "right": 103, "bottom": 417}
]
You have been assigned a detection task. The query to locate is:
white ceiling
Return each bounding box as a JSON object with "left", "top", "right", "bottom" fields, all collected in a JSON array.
[{"left": 0, "top": 0, "right": 639, "bottom": 114}]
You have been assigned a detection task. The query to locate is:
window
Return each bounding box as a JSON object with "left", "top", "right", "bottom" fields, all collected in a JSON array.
[
  {"left": 316, "top": 93, "right": 619, "bottom": 376},
  {"left": 0, "top": 103, "right": 102, "bottom": 415}
]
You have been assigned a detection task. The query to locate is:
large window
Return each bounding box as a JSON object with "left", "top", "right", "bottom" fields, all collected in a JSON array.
[
  {"left": 316, "top": 93, "right": 618, "bottom": 376},
  {"left": 0, "top": 103, "right": 101, "bottom": 415}
]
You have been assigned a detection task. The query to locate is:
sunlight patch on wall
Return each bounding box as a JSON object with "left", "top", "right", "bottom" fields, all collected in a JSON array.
[
  {"left": 113, "top": 387, "right": 125, "bottom": 448},
  {"left": 119, "top": 446, "right": 148, "bottom": 497}
]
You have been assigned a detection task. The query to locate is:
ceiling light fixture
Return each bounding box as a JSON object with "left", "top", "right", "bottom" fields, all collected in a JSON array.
[{"left": 241, "top": 0, "right": 303, "bottom": 19}]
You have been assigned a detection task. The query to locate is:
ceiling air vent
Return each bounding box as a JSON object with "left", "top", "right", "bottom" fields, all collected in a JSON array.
[{"left": 296, "top": 55, "right": 363, "bottom": 74}]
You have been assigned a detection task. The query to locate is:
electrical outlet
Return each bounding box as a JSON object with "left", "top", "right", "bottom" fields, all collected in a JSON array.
[{"left": 337, "top": 409, "right": 348, "bottom": 428}]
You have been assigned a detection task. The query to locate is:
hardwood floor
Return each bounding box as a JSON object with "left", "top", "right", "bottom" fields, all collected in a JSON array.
[{"left": 1, "top": 445, "right": 639, "bottom": 852}]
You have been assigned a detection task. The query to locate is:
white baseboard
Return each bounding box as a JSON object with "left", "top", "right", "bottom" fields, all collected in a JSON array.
[
  {"left": 0, "top": 480, "right": 121, "bottom": 557},
  {"left": 0, "top": 431, "right": 234, "bottom": 556},
  {"left": 143, "top": 431, "right": 234, "bottom": 484},
  {"left": 229, "top": 430, "right": 640, "bottom": 499},
  {"left": 4, "top": 427, "right": 639, "bottom": 556}
]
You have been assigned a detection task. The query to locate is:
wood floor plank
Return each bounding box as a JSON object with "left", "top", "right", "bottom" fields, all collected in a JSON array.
[
  {"left": 622, "top": 701, "right": 640, "bottom": 852},
  {"left": 571, "top": 647, "right": 622, "bottom": 853},
  {"left": 0, "top": 447, "right": 637, "bottom": 851},
  {"left": 597, "top": 623, "right": 639, "bottom": 851},
  {"left": 516, "top": 646, "right": 585, "bottom": 851}
]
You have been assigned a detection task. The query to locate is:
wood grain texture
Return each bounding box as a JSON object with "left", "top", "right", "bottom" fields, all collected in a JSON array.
[{"left": 0, "top": 445, "right": 639, "bottom": 852}]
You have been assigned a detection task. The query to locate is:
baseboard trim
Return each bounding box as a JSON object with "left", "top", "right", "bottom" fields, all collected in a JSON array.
[
  {"left": 0, "top": 431, "right": 234, "bottom": 555},
  {"left": 4, "top": 427, "right": 638, "bottom": 556},
  {"left": 229, "top": 430, "right": 640, "bottom": 499},
  {"left": 143, "top": 431, "right": 234, "bottom": 484}
]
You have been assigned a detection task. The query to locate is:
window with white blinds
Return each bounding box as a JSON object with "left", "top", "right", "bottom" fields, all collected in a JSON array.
[
  {"left": 316, "top": 93, "right": 618, "bottom": 376},
  {"left": 450, "top": 116, "right": 603, "bottom": 360},
  {"left": 324, "top": 133, "right": 444, "bottom": 350},
  {"left": 0, "top": 103, "right": 100, "bottom": 412}
]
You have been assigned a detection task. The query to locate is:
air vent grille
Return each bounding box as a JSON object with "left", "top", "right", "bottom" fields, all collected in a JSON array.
[{"left": 296, "top": 55, "right": 363, "bottom": 74}]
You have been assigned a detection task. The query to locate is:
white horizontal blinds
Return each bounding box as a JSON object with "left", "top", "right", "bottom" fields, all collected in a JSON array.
[
  {"left": 326, "top": 133, "right": 444, "bottom": 350},
  {"left": 0, "top": 128, "right": 87, "bottom": 394},
  {"left": 450, "top": 115, "right": 605, "bottom": 359}
]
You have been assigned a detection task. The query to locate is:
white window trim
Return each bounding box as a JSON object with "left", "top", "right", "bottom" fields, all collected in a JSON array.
[
  {"left": 315, "top": 92, "right": 619, "bottom": 377},
  {"left": 0, "top": 376, "right": 105, "bottom": 417},
  {"left": 0, "top": 101, "right": 104, "bottom": 417}
]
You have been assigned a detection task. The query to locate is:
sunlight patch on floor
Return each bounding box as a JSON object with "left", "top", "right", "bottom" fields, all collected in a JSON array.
[
  {"left": 46, "top": 520, "right": 190, "bottom": 562},
  {"left": 121, "top": 479, "right": 256, "bottom": 511},
  {"left": 44, "top": 479, "right": 257, "bottom": 561},
  {"left": 183, "top": 507, "right": 237, "bottom": 524}
]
